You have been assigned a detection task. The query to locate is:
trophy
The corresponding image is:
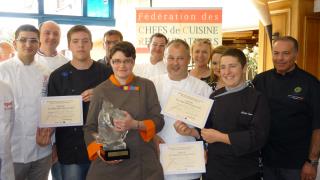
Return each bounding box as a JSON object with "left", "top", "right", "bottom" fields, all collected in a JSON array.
[{"left": 96, "top": 101, "right": 130, "bottom": 161}]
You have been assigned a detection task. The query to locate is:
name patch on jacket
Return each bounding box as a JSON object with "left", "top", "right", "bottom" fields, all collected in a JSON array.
[
  {"left": 240, "top": 111, "right": 253, "bottom": 116},
  {"left": 4, "top": 101, "right": 13, "bottom": 110}
]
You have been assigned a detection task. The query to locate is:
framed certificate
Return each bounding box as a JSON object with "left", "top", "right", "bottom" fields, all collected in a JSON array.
[
  {"left": 160, "top": 141, "right": 206, "bottom": 175},
  {"left": 161, "top": 89, "right": 213, "bottom": 128},
  {"left": 40, "top": 96, "right": 83, "bottom": 127}
]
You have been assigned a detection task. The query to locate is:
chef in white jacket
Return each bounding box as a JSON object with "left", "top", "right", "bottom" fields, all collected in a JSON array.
[
  {"left": 0, "top": 24, "right": 52, "bottom": 180},
  {"left": 0, "top": 81, "right": 15, "bottom": 180},
  {"left": 151, "top": 39, "right": 213, "bottom": 180}
]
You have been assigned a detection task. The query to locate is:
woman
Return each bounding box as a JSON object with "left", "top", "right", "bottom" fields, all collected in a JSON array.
[
  {"left": 189, "top": 39, "right": 214, "bottom": 86},
  {"left": 83, "top": 41, "right": 164, "bottom": 180},
  {"left": 175, "top": 48, "right": 270, "bottom": 180},
  {"left": 210, "top": 45, "right": 228, "bottom": 90}
]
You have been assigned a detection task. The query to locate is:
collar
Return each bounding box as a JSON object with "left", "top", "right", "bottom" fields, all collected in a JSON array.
[
  {"left": 273, "top": 64, "right": 298, "bottom": 78},
  {"left": 109, "top": 74, "right": 135, "bottom": 87},
  {"left": 37, "top": 50, "right": 58, "bottom": 57}
]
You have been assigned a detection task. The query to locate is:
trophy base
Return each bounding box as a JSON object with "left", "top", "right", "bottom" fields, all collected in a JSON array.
[{"left": 103, "top": 149, "right": 130, "bottom": 161}]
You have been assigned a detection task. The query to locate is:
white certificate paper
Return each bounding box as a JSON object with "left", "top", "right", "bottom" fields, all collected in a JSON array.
[
  {"left": 161, "top": 89, "right": 213, "bottom": 128},
  {"left": 40, "top": 96, "right": 83, "bottom": 127},
  {"left": 160, "top": 141, "right": 206, "bottom": 175}
]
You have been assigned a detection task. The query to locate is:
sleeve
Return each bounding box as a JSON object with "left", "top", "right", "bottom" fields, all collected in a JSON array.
[
  {"left": 47, "top": 71, "right": 60, "bottom": 97},
  {"left": 228, "top": 93, "right": 270, "bottom": 156},
  {"left": 310, "top": 80, "right": 320, "bottom": 129},
  {"left": 83, "top": 87, "right": 103, "bottom": 161},
  {"left": 0, "top": 84, "right": 15, "bottom": 180},
  {"left": 140, "top": 81, "right": 164, "bottom": 142}
]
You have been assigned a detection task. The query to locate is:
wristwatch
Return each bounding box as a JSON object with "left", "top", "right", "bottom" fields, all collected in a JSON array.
[{"left": 306, "top": 158, "right": 319, "bottom": 167}]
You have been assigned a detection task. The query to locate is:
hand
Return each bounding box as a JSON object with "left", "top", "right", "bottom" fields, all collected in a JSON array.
[
  {"left": 201, "top": 128, "right": 224, "bottom": 144},
  {"left": 301, "top": 162, "right": 317, "bottom": 180},
  {"left": 81, "top": 89, "right": 93, "bottom": 102},
  {"left": 36, "top": 127, "right": 54, "bottom": 147},
  {"left": 113, "top": 111, "right": 135, "bottom": 132},
  {"left": 97, "top": 150, "right": 123, "bottom": 164},
  {"left": 174, "top": 120, "right": 192, "bottom": 136}
]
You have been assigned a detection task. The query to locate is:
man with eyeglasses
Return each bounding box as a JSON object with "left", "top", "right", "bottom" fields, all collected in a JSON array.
[
  {"left": 97, "top": 29, "right": 123, "bottom": 72},
  {"left": 151, "top": 39, "right": 212, "bottom": 180},
  {"left": 0, "top": 24, "right": 53, "bottom": 180},
  {"left": 47, "top": 25, "right": 112, "bottom": 180},
  {"left": 133, "top": 33, "right": 168, "bottom": 79}
]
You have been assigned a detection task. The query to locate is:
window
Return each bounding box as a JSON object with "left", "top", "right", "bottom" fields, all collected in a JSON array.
[{"left": 0, "top": 0, "right": 115, "bottom": 26}]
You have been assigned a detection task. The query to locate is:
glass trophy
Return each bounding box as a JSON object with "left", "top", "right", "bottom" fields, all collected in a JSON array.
[{"left": 96, "top": 101, "right": 130, "bottom": 161}]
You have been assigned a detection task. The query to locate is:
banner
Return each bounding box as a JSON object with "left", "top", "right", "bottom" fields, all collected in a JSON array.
[{"left": 136, "top": 8, "right": 222, "bottom": 53}]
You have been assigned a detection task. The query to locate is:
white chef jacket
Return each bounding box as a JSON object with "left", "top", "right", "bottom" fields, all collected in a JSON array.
[
  {"left": 0, "top": 81, "right": 15, "bottom": 180},
  {"left": 151, "top": 74, "right": 213, "bottom": 180},
  {"left": 35, "top": 51, "right": 69, "bottom": 72},
  {"left": 0, "top": 57, "right": 52, "bottom": 163},
  {"left": 133, "top": 60, "right": 167, "bottom": 79}
]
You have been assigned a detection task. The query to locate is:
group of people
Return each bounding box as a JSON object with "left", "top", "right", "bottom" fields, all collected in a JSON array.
[{"left": 0, "top": 20, "right": 319, "bottom": 180}]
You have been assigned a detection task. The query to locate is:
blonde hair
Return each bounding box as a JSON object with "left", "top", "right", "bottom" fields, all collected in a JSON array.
[
  {"left": 210, "top": 45, "right": 229, "bottom": 83},
  {"left": 191, "top": 38, "right": 212, "bottom": 64}
]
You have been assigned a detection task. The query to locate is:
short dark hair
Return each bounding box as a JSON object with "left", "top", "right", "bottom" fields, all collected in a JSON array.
[
  {"left": 15, "top": 24, "right": 39, "bottom": 40},
  {"left": 273, "top": 36, "right": 298, "bottom": 52},
  {"left": 109, "top": 41, "right": 136, "bottom": 60},
  {"left": 104, "top": 30, "right": 123, "bottom": 41},
  {"left": 148, "top": 33, "right": 168, "bottom": 46},
  {"left": 221, "top": 48, "right": 247, "bottom": 68},
  {"left": 67, "top": 25, "right": 92, "bottom": 45},
  {"left": 166, "top": 39, "right": 190, "bottom": 56}
]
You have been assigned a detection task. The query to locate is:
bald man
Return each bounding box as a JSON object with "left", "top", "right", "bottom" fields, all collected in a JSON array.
[
  {"left": 35, "top": 20, "right": 68, "bottom": 71},
  {"left": 0, "top": 42, "right": 15, "bottom": 62}
]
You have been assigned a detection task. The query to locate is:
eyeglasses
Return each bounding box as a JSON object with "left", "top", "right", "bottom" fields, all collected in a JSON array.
[
  {"left": 16, "top": 38, "right": 39, "bottom": 44},
  {"left": 111, "top": 58, "right": 133, "bottom": 65}
]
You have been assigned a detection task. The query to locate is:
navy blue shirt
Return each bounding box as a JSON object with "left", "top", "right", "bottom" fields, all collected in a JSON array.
[
  {"left": 253, "top": 65, "right": 320, "bottom": 168},
  {"left": 48, "top": 61, "right": 112, "bottom": 164}
]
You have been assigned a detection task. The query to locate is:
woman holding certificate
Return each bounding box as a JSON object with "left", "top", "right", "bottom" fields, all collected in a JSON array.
[
  {"left": 176, "top": 48, "right": 270, "bottom": 180},
  {"left": 83, "top": 41, "right": 164, "bottom": 180}
]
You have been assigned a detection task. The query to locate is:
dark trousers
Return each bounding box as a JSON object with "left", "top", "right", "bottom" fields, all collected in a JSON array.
[{"left": 263, "top": 166, "right": 301, "bottom": 180}]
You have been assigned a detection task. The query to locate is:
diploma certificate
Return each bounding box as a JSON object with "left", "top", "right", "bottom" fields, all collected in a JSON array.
[
  {"left": 161, "top": 89, "right": 213, "bottom": 128},
  {"left": 160, "top": 141, "right": 206, "bottom": 175},
  {"left": 40, "top": 96, "right": 83, "bottom": 127}
]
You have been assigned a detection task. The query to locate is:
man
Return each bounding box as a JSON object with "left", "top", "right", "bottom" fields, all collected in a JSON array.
[
  {"left": 253, "top": 36, "right": 320, "bottom": 180},
  {"left": 36, "top": 21, "right": 69, "bottom": 71},
  {"left": 151, "top": 39, "right": 212, "bottom": 180},
  {"left": 0, "top": 41, "right": 15, "bottom": 62},
  {"left": 48, "top": 25, "right": 112, "bottom": 180},
  {"left": 97, "top": 29, "right": 123, "bottom": 71},
  {"left": 0, "top": 81, "right": 15, "bottom": 180},
  {"left": 35, "top": 20, "right": 69, "bottom": 180},
  {"left": 134, "top": 33, "right": 168, "bottom": 79},
  {"left": 0, "top": 24, "right": 52, "bottom": 180}
]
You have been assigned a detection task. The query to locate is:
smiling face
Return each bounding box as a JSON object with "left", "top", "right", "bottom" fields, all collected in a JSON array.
[
  {"left": 220, "top": 55, "right": 246, "bottom": 88},
  {"left": 39, "top": 21, "right": 61, "bottom": 51},
  {"left": 110, "top": 51, "right": 134, "bottom": 82},
  {"left": 192, "top": 42, "right": 211, "bottom": 68},
  {"left": 165, "top": 44, "right": 190, "bottom": 81},
  {"left": 272, "top": 40, "right": 297, "bottom": 75},
  {"left": 211, "top": 53, "right": 223, "bottom": 77},
  {"left": 68, "top": 31, "right": 92, "bottom": 62},
  {"left": 14, "top": 31, "right": 39, "bottom": 63},
  {"left": 149, "top": 36, "right": 167, "bottom": 62}
]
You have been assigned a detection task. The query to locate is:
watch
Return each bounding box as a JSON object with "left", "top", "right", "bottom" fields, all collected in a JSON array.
[{"left": 306, "top": 158, "right": 319, "bottom": 166}]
